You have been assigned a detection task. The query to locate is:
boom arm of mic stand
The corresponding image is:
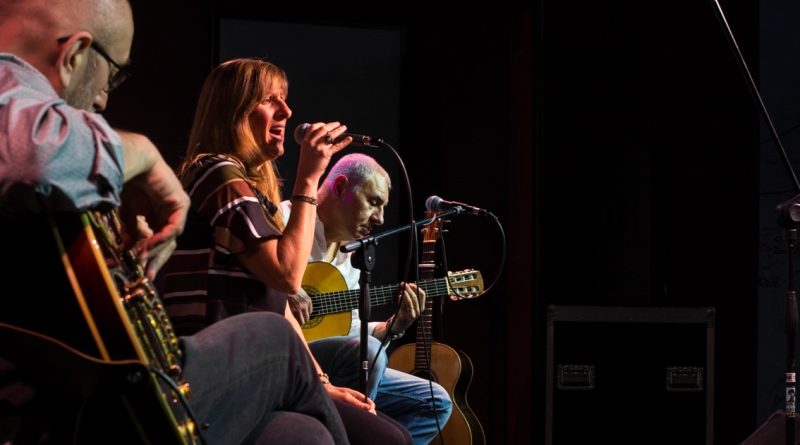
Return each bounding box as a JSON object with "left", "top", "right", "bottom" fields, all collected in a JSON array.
[
  {"left": 339, "top": 207, "right": 462, "bottom": 254},
  {"left": 710, "top": 0, "right": 800, "bottom": 195},
  {"left": 710, "top": 0, "right": 800, "bottom": 223},
  {"left": 710, "top": 1, "right": 800, "bottom": 441}
]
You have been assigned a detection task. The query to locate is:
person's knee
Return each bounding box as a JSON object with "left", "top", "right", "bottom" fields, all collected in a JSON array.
[
  {"left": 432, "top": 383, "right": 453, "bottom": 418},
  {"left": 252, "top": 412, "right": 335, "bottom": 445},
  {"left": 234, "top": 312, "right": 295, "bottom": 339},
  {"left": 366, "top": 336, "right": 387, "bottom": 367}
]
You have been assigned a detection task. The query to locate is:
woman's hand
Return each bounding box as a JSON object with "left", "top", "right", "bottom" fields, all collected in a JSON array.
[
  {"left": 294, "top": 121, "right": 352, "bottom": 184},
  {"left": 324, "top": 384, "right": 376, "bottom": 415}
]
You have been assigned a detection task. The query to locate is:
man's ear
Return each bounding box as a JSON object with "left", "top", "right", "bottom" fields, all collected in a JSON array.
[
  {"left": 333, "top": 175, "right": 350, "bottom": 197},
  {"left": 57, "top": 32, "right": 93, "bottom": 91}
]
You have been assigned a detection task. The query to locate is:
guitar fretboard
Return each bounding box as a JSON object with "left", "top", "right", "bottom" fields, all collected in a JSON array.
[
  {"left": 309, "top": 279, "right": 451, "bottom": 317},
  {"left": 415, "top": 221, "right": 439, "bottom": 372}
]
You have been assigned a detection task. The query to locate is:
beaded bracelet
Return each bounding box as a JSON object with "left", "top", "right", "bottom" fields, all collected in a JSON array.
[{"left": 292, "top": 194, "right": 319, "bottom": 206}]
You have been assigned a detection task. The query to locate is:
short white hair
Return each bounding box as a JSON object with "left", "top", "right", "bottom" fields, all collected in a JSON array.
[{"left": 324, "top": 153, "right": 391, "bottom": 191}]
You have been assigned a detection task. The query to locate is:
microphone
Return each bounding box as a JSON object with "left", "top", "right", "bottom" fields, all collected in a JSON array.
[
  {"left": 425, "top": 195, "right": 488, "bottom": 215},
  {"left": 293, "top": 123, "right": 378, "bottom": 147}
]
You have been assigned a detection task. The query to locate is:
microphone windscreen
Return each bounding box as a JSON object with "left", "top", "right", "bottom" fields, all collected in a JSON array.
[
  {"left": 293, "top": 123, "right": 310, "bottom": 144},
  {"left": 425, "top": 195, "right": 442, "bottom": 212}
]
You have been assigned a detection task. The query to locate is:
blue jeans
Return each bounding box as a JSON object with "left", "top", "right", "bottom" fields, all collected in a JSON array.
[
  {"left": 0, "top": 312, "right": 345, "bottom": 445},
  {"left": 181, "top": 312, "right": 347, "bottom": 445},
  {"left": 311, "top": 335, "right": 453, "bottom": 445}
]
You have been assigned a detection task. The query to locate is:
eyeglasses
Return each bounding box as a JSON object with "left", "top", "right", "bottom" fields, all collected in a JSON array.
[{"left": 57, "top": 36, "right": 132, "bottom": 92}]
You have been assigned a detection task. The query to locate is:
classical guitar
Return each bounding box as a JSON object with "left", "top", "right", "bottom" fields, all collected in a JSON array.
[
  {"left": 36, "top": 211, "right": 200, "bottom": 444},
  {"left": 300, "top": 261, "right": 483, "bottom": 341},
  {"left": 388, "top": 211, "right": 487, "bottom": 445}
]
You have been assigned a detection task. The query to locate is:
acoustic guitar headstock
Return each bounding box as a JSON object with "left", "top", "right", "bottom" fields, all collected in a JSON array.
[
  {"left": 421, "top": 210, "right": 444, "bottom": 244},
  {"left": 446, "top": 269, "right": 485, "bottom": 300}
]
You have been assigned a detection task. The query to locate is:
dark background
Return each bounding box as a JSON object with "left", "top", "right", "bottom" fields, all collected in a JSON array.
[{"left": 106, "top": 0, "right": 786, "bottom": 443}]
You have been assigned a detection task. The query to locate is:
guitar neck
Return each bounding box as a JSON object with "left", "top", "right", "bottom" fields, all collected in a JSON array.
[
  {"left": 414, "top": 225, "right": 439, "bottom": 371},
  {"left": 309, "top": 278, "right": 449, "bottom": 317},
  {"left": 412, "top": 295, "right": 437, "bottom": 372}
]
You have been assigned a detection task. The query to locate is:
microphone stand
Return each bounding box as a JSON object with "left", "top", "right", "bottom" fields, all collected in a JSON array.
[
  {"left": 350, "top": 238, "right": 375, "bottom": 398},
  {"left": 710, "top": 1, "right": 800, "bottom": 443},
  {"left": 344, "top": 207, "right": 461, "bottom": 396}
]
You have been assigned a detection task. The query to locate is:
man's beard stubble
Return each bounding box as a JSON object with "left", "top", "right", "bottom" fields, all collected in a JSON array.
[{"left": 63, "top": 59, "right": 100, "bottom": 112}]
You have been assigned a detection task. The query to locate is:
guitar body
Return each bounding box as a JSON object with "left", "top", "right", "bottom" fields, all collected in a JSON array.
[
  {"left": 300, "top": 261, "right": 355, "bottom": 341},
  {"left": 57, "top": 212, "right": 198, "bottom": 444},
  {"left": 389, "top": 341, "right": 486, "bottom": 445},
  {"left": 0, "top": 212, "right": 198, "bottom": 444}
]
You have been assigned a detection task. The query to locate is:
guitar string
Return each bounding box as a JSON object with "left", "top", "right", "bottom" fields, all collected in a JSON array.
[{"left": 309, "top": 281, "right": 455, "bottom": 315}]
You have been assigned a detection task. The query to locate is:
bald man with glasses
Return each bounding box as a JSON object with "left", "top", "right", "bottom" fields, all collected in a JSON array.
[
  {"left": 55, "top": 35, "right": 132, "bottom": 92},
  {"left": 0, "top": 1, "right": 350, "bottom": 444}
]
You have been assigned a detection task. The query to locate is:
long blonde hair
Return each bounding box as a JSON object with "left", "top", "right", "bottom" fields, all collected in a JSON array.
[{"left": 182, "top": 58, "right": 288, "bottom": 228}]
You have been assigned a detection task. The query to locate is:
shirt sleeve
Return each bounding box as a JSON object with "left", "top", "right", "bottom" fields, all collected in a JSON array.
[
  {"left": 188, "top": 159, "right": 282, "bottom": 254},
  {"left": 0, "top": 57, "right": 124, "bottom": 212}
]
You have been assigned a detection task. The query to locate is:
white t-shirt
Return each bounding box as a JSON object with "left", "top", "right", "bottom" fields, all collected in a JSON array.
[{"left": 281, "top": 200, "right": 379, "bottom": 336}]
